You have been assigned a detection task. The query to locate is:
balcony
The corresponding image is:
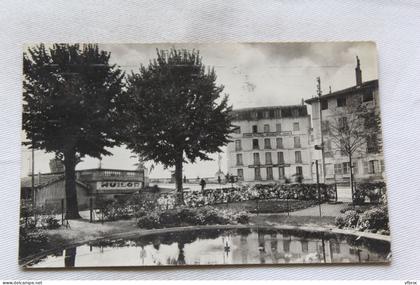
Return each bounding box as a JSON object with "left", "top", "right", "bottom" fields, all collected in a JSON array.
[{"left": 243, "top": 131, "right": 292, "bottom": 138}]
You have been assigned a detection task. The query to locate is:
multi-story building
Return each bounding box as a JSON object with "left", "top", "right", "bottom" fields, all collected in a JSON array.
[
  {"left": 305, "top": 57, "right": 384, "bottom": 184},
  {"left": 226, "top": 105, "right": 313, "bottom": 183}
]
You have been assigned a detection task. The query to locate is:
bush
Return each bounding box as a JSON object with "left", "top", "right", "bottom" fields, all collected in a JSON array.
[
  {"left": 137, "top": 212, "right": 161, "bottom": 229},
  {"left": 41, "top": 216, "right": 61, "bottom": 229},
  {"left": 335, "top": 210, "right": 360, "bottom": 229},
  {"left": 236, "top": 212, "right": 250, "bottom": 224},
  {"left": 357, "top": 207, "right": 389, "bottom": 232},
  {"left": 19, "top": 226, "right": 49, "bottom": 258},
  {"left": 176, "top": 208, "right": 204, "bottom": 225},
  {"left": 199, "top": 207, "right": 229, "bottom": 225},
  {"left": 136, "top": 206, "right": 244, "bottom": 229},
  {"left": 354, "top": 182, "right": 387, "bottom": 205}
]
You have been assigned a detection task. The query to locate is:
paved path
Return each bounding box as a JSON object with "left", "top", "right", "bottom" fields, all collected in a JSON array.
[{"left": 281, "top": 202, "right": 348, "bottom": 217}]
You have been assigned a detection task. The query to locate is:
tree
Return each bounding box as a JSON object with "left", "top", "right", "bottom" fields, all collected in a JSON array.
[
  {"left": 327, "top": 95, "right": 381, "bottom": 202},
  {"left": 23, "top": 44, "right": 125, "bottom": 219},
  {"left": 124, "top": 48, "right": 233, "bottom": 205}
]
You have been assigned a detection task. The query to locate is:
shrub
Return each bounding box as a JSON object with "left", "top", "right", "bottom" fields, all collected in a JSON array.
[
  {"left": 19, "top": 226, "right": 49, "bottom": 258},
  {"left": 335, "top": 215, "right": 345, "bottom": 229},
  {"left": 357, "top": 207, "right": 389, "bottom": 232},
  {"left": 159, "top": 210, "right": 181, "bottom": 226},
  {"left": 335, "top": 210, "right": 360, "bottom": 229},
  {"left": 177, "top": 208, "right": 204, "bottom": 225},
  {"left": 236, "top": 212, "right": 250, "bottom": 224},
  {"left": 354, "top": 182, "right": 387, "bottom": 205},
  {"left": 41, "top": 216, "right": 61, "bottom": 230},
  {"left": 199, "top": 207, "right": 229, "bottom": 225},
  {"left": 137, "top": 212, "right": 161, "bottom": 229}
]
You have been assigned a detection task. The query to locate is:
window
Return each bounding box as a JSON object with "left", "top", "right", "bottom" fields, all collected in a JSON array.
[
  {"left": 343, "top": 162, "right": 350, "bottom": 175},
  {"left": 295, "top": 151, "right": 302, "bottom": 163},
  {"left": 265, "top": 152, "right": 272, "bottom": 164},
  {"left": 263, "top": 111, "right": 270, "bottom": 119},
  {"left": 277, "top": 152, "right": 284, "bottom": 164},
  {"left": 293, "top": 122, "right": 300, "bottom": 131},
  {"left": 340, "top": 139, "right": 347, "bottom": 156},
  {"left": 321, "top": 121, "right": 330, "bottom": 134},
  {"left": 233, "top": 126, "right": 241, "bottom": 134},
  {"left": 264, "top": 138, "right": 271, "bottom": 149},
  {"left": 266, "top": 167, "right": 273, "bottom": 180},
  {"left": 264, "top": 124, "right": 270, "bottom": 133},
  {"left": 237, "top": 169, "right": 244, "bottom": 181},
  {"left": 367, "top": 134, "right": 379, "bottom": 153},
  {"left": 381, "top": 160, "right": 385, "bottom": 173},
  {"left": 253, "top": 153, "right": 260, "bottom": 165},
  {"left": 337, "top": 96, "right": 347, "bottom": 107},
  {"left": 364, "top": 112, "right": 376, "bottom": 129},
  {"left": 236, "top": 154, "right": 243, "bottom": 166},
  {"left": 278, "top": 167, "right": 285, "bottom": 179},
  {"left": 296, "top": 166, "right": 303, "bottom": 176},
  {"left": 353, "top": 161, "right": 359, "bottom": 175},
  {"left": 334, "top": 163, "right": 343, "bottom": 175},
  {"left": 368, "top": 160, "right": 380, "bottom": 174},
  {"left": 294, "top": 136, "right": 301, "bottom": 148},
  {"left": 338, "top": 117, "right": 348, "bottom": 131},
  {"left": 252, "top": 139, "right": 259, "bottom": 149},
  {"left": 276, "top": 137, "right": 283, "bottom": 148},
  {"left": 254, "top": 167, "right": 261, "bottom": 180},
  {"left": 235, "top": 140, "right": 242, "bottom": 151},
  {"left": 321, "top": 99, "right": 328, "bottom": 110},
  {"left": 276, "top": 123, "right": 282, "bottom": 132},
  {"left": 363, "top": 90, "right": 373, "bottom": 102},
  {"left": 252, "top": 125, "right": 258, "bottom": 133}
]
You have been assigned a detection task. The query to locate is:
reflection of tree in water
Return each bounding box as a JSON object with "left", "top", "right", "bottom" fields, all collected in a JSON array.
[
  {"left": 270, "top": 233, "right": 279, "bottom": 263},
  {"left": 177, "top": 242, "right": 186, "bottom": 265},
  {"left": 257, "top": 229, "right": 266, "bottom": 264},
  {"left": 239, "top": 228, "right": 250, "bottom": 264},
  {"left": 64, "top": 247, "right": 76, "bottom": 267},
  {"left": 152, "top": 238, "right": 161, "bottom": 250}
]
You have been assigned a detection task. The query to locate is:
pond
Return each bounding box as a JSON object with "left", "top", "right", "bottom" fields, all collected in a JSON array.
[{"left": 26, "top": 227, "right": 391, "bottom": 268}]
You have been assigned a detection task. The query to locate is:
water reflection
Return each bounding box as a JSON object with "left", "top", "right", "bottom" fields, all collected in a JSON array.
[{"left": 27, "top": 227, "right": 391, "bottom": 268}]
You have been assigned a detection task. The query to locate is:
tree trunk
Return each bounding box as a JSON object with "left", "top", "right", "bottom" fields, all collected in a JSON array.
[
  {"left": 174, "top": 152, "right": 184, "bottom": 206},
  {"left": 349, "top": 154, "right": 354, "bottom": 205},
  {"left": 64, "top": 150, "right": 81, "bottom": 219}
]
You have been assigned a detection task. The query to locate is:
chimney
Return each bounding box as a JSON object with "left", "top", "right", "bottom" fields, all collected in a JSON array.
[{"left": 355, "top": 56, "right": 362, "bottom": 86}]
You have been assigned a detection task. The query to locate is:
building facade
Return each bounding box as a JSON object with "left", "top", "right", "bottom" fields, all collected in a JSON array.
[
  {"left": 21, "top": 167, "right": 146, "bottom": 210},
  {"left": 226, "top": 105, "right": 313, "bottom": 183},
  {"left": 305, "top": 58, "right": 384, "bottom": 184}
]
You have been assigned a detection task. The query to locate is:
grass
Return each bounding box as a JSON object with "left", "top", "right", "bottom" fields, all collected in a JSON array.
[{"left": 213, "top": 199, "right": 318, "bottom": 214}]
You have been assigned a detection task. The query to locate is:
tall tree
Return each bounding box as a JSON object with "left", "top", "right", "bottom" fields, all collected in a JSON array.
[
  {"left": 327, "top": 95, "right": 381, "bottom": 202},
  {"left": 124, "top": 48, "right": 233, "bottom": 204},
  {"left": 23, "top": 44, "right": 125, "bottom": 219}
]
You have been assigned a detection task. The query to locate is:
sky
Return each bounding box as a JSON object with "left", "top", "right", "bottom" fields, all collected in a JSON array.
[{"left": 21, "top": 42, "right": 378, "bottom": 178}]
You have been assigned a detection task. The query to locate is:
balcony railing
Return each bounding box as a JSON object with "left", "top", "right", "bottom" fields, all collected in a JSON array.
[{"left": 244, "top": 131, "right": 292, "bottom": 138}]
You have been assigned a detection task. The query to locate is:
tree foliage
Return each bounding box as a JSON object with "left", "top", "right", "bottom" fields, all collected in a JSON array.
[
  {"left": 328, "top": 95, "right": 381, "bottom": 158},
  {"left": 23, "top": 44, "right": 125, "bottom": 218},
  {"left": 124, "top": 48, "right": 233, "bottom": 203}
]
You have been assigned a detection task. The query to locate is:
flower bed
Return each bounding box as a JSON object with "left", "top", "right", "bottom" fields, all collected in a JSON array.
[
  {"left": 335, "top": 205, "right": 390, "bottom": 235},
  {"left": 353, "top": 181, "right": 386, "bottom": 204},
  {"left": 136, "top": 206, "right": 250, "bottom": 229}
]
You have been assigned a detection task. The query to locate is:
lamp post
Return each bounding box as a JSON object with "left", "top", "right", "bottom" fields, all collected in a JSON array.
[{"left": 316, "top": 77, "right": 327, "bottom": 183}]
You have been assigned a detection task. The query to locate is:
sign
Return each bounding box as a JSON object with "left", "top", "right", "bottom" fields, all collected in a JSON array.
[{"left": 97, "top": 181, "right": 143, "bottom": 191}]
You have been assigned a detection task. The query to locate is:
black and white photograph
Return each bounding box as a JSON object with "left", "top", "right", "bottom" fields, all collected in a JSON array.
[{"left": 19, "top": 42, "right": 390, "bottom": 268}]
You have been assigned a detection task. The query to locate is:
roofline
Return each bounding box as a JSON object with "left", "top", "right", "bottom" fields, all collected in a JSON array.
[
  {"left": 305, "top": 79, "right": 378, "bottom": 104},
  {"left": 231, "top": 104, "right": 306, "bottom": 112}
]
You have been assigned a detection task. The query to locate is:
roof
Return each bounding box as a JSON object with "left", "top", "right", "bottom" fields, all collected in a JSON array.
[
  {"left": 21, "top": 174, "right": 90, "bottom": 190},
  {"left": 231, "top": 104, "right": 308, "bottom": 121},
  {"left": 305, "top": 79, "right": 378, "bottom": 104}
]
